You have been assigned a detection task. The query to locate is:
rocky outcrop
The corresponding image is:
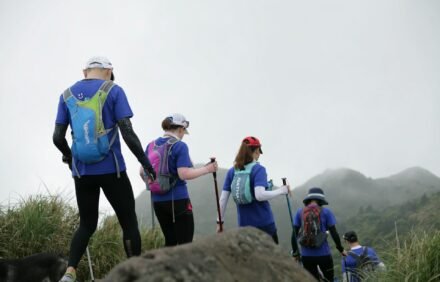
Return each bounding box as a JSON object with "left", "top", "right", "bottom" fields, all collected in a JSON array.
[{"left": 103, "top": 227, "right": 315, "bottom": 282}]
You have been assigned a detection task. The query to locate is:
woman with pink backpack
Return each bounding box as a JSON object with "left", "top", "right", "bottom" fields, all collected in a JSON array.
[{"left": 140, "top": 113, "right": 217, "bottom": 246}]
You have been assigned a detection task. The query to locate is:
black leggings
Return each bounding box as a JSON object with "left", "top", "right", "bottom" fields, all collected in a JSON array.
[
  {"left": 302, "top": 255, "right": 334, "bottom": 282},
  {"left": 68, "top": 172, "right": 141, "bottom": 268},
  {"left": 153, "top": 198, "right": 194, "bottom": 246}
]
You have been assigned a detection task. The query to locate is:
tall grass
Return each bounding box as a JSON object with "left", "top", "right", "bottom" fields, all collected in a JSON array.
[
  {"left": 0, "top": 194, "right": 78, "bottom": 258},
  {"left": 0, "top": 194, "right": 164, "bottom": 281},
  {"left": 86, "top": 216, "right": 164, "bottom": 280},
  {"left": 378, "top": 230, "right": 440, "bottom": 282}
]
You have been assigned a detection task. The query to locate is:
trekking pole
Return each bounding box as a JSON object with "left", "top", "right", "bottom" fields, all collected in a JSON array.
[
  {"left": 344, "top": 257, "right": 350, "bottom": 282},
  {"left": 150, "top": 193, "right": 155, "bottom": 228},
  {"left": 86, "top": 246, "right": 95, "bottom": 282},
  {"left": 144, "top": 171, "right": 156, "bottom": 229},
  {"left": 283, "top": 177, "right": 301, "bottom": 263},
  {"left": 210, "top": 157, "right": 223, "bottom": 232}
]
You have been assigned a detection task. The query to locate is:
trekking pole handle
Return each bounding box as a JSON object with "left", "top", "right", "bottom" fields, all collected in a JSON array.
[
  {"left": 282, "top": 177, "right": 291, "bottom": 196},
  {"left": 210, "top": 157, "right": 217, "bottom": 178}
]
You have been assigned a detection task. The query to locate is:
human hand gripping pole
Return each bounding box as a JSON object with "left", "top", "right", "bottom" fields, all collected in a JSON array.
[
  {"left": 210, "top": 157, "right": 223, "bottom": 232},
  {"left": 142, "top": 162, "right": 156, "bottom": 182},
  {"left": 283, "top": 177, "right": 301, "bottom": 263}
]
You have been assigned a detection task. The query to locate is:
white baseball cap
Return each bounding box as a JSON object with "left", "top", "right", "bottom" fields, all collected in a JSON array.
[
  {"left": 84, "top": 56, "right": 114, "bottom": 80},
  {"left": 167, "top": 113, "right": 190, "bottom": 134},
  {"left": 84, "top": 56, "right": 113, "bottom": 70}
]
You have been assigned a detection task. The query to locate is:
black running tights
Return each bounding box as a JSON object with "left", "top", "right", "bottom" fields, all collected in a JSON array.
[
  {"left": 68, "top": 172, "right": 141, "bottom": 268},
  {"left": 153, "top": 199, "right": 194, "bottom": 247},
  {"left": 302, "top": 255, "right": 334, "bottom": 282}
]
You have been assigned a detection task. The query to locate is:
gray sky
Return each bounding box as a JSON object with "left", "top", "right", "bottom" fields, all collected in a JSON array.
[{"left": 0, "top": 0, "right": 439, "bottom": 209}]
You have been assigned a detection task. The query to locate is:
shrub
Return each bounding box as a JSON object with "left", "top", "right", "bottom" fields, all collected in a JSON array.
[{"left": 0, "top": 194, "right": 164, "bottom": 281}]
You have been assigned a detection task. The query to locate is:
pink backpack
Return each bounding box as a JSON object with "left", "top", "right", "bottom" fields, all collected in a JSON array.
[{"left": 146, "top": 137, "right": 179, "bottom": 194}]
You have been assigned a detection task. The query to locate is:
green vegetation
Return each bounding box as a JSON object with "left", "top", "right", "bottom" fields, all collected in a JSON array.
[
  {"left": 0, "top": 194, "right": 78, "bottom": 258},
  {"left": 340, "top": 192, "right": 440, "bottom": 248},
  {"left": 0, "top": 194, "right": 164, "bottom": 281},
  {"left": 377, "top": 230, "right": 440, "bottom": 282}
]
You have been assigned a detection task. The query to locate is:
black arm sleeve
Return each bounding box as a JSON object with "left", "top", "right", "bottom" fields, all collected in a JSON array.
[
  {"left": 52, "top": 124, "right": 71, "bottom": 158},
  {"left": 328, "top": 225, "right": 344, "bottom": 253},
  {"left": 117, "top": 118, "right": 152, "bottom": 169}
]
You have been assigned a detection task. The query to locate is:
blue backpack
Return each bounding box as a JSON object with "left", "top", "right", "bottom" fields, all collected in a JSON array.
[
  {"left": 63, "top": 81, "right": 117, "bottom": 164},
  {"left": 231, "top": 162, "right": 257, "bottom": 205},
  {"left": 348, "top": 247, "right": 377, "bottom": 280}
]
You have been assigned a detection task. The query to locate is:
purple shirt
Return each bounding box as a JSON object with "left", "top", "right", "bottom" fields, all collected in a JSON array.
[{"left": 55, "top": 79, "right": 133, "bottom": 176}]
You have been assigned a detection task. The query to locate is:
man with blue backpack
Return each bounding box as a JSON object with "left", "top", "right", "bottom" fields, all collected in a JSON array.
[
  {"left": 342, "top": 231, "right": 386, "bottom": 282},
  {"left": 53, "top": 56, "right": 155, "bottom": 282}
]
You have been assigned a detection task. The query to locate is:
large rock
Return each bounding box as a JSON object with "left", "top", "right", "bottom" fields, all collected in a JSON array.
[{"left": 103, "top": 227, "right": 315, "bottom": 282}]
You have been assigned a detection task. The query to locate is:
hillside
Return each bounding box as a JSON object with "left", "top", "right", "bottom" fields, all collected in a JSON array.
[
  {"left": 290, "top": 167, "right": 440, "bottom": 222},
  {"left": 135, "top": 166, "right": 440, "bottom": 250},
  {"left": 339, "top": 191, "right": 440, "bottom": 249}
]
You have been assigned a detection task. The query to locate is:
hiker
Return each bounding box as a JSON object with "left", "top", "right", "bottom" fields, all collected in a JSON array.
[
  {"left": 291, "top": 187, "right": 347, "bottom": 281},
  {"left": 140, "top": 113, "right": 218, "bottom": 246},
  {"left": 217, "top": 136, "right": 290, "bottom": 244},
  {"left": 342, "top": 230, "right": 386, "bottom": 282},
  {"left": 53, "top": 56, "right": 155, "bottom": 282}
]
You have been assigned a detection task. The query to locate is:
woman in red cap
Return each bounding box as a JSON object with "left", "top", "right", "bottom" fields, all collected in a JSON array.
[{"left": 217, "top": 136, "right": 289, "bottom": 243}]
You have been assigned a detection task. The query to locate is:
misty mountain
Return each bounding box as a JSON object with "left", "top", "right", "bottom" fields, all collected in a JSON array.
[
  {"left": 339, "top": 191, "right": 440, "bottom": 248},
  {"left": 290, "top": 167, "right": 440, "bottom": 222},
  {"left": 135, "top": 166, "right": 440, "bottom": 250}
]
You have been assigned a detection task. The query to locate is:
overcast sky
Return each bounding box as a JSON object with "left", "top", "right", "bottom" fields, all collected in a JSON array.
[{"left": 0, "top": 0, "right": 439, "bottom": 209}]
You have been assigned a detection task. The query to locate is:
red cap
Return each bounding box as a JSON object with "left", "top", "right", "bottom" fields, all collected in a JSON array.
[{"left": 242, "top": 136, "right": 263, "bottom": 154}]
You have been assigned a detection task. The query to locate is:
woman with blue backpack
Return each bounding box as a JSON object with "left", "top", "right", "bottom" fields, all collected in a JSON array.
[
  {"left": 140, "top": 113, "right": 217, "bottom": 246},
  {"left": 217, "top": 136, "right": 290, "bottom": 244}
]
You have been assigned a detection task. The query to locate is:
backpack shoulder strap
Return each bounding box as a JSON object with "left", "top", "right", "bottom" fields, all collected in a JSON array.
[
  {"left": 362, "top": 246, "right": 369, "bottom": 256},
  {"left": 244, "top": 161, "right": 257, "bottom": 172},
  {"left": 348, "top": 250, "right": 359, "bottom": 259},
  {"left": 348, "top": 250, "right": 363, "bottom": 267},
  {"left": 63, "top": 88, "right": 74, "bottom": 102},
  {"left": 166, "top": 136, "right": 180, "bottom": 144},
  {"left": 99, "top": 80, "right": 115, "bottom": 94}
]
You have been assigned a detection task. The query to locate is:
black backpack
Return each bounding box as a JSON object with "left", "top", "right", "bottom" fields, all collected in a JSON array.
[
  {"left": 298, "top": 206, "right": 327, "bottom": 248},
  {"left": 348, "top": 247, "right": 376, "bottom": 280}
]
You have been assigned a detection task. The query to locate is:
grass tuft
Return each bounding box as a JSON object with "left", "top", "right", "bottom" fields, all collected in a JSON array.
[{"left": 0, "top": 193, "right": 164, "bottom": 281}]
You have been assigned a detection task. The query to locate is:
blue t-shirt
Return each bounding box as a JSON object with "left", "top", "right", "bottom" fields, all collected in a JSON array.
[
  {"left": 341, "top": 246, "right": 381, "bottom": 282},
  {"left": 55, "top": 79, "right": 133, "bottom": 176},
  {"left": 223, "top": 163, "right": 276, "bottom": 235},
  {"left": 146, "top": 137, "right": 193, "bottom": 202},
  {"left": 294, "top": 204, "right": 337, "bottom": 256}
]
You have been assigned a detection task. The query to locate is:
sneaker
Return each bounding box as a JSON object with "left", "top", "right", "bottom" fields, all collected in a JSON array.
[{"left": 59, "top": 272, "right": 77, "bottom": 282}]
